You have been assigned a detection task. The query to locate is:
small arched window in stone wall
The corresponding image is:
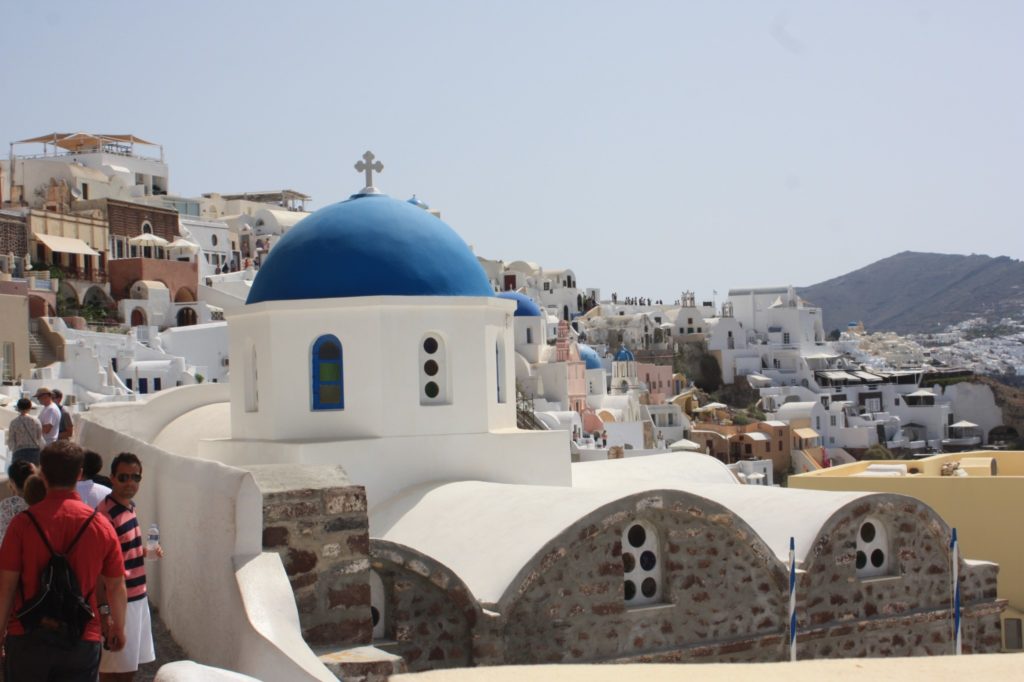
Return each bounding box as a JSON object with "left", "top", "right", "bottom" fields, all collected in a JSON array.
[
  {"left": 420, "top": 333, "right": 450, "bottom": 405},
  {"left": 621, "top": 520, "right": 662, "bottom": 606},
  {"left": 370, "top": 570, "right": 387, "bottom": 640},
  {"left": 856, "top": 517, "right": 891, "bottom": 579}
]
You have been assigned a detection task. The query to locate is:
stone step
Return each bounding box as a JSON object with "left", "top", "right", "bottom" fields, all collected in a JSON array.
[
  {"left": 316, "top": 645, "right": 407, "bottom": 682},
  {"left": 28, "top": 331, "right": 56, "bottom": 367}
]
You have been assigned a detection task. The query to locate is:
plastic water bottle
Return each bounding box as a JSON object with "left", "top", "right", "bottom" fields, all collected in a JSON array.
[{"left": 146, "top": 523, "right": 160, "bottom": 558}]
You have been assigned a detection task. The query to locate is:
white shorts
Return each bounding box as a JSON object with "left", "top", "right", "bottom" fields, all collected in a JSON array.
[{"left": 100, "top": 597, "right": 156, "bottom": 673}]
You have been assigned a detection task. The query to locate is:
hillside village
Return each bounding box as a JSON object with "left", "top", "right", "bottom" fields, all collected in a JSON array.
[
  {"left": 0, "top": 135, "right": 1022, "bottom": 679},
  {"left": 1, "top": 134, "right": 1019, "bottom": 463}
]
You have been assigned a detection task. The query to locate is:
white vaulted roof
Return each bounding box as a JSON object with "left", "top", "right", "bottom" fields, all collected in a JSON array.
[{"left": 373, "top": 454, "right": 871, "bottom": 606}]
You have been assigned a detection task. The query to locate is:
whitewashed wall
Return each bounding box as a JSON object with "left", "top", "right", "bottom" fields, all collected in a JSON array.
[{"left": 78, "top": 415, "right": 335, "bottom": 681}]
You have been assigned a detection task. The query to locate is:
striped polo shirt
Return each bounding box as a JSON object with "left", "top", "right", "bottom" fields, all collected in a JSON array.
[{"left": 98, "top": 495, "right": 147, "bottom": 602}]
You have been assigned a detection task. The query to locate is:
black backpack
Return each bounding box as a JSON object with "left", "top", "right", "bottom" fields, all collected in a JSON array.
[{"left": 15, "top": 509, "right": 98, "bottom": 648}]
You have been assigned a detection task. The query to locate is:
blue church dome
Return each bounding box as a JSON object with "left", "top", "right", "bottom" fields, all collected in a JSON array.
[
  {"left": 577, "top": 343, "right": 603, "bottom": 370},
  {"left": 246, "top": 194, "right": 493, "bottom": 304},
  {"left": 407, "top": 195, "right": 430, "bottom": 209},
  {"left": 497, "top": 291, "right": 542, "bottom": 317},
  {"left": 614, "top": 345, "right": 635, "bottom": 362}
]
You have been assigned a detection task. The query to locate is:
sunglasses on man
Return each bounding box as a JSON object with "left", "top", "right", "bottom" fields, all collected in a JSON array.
[{"left": 116, "top": 473, "right": 143, "bottom": 483}]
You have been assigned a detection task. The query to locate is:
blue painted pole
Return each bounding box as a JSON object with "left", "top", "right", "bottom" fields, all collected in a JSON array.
[
  {"left": 789, "top": 536, "right": 797, "bottom": 662},
  {"left": 950, "top": 528, "right": 961, "bottom": 655}
]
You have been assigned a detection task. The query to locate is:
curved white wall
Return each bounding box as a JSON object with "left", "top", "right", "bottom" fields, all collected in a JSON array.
[{"left": 78, "top": 416, "right": 335, "bottom": 681}]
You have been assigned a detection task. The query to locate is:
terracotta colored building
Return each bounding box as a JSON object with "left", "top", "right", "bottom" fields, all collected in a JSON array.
[
  {"left": 108, "top": 257, "right": 198, "bottom": 305},
  {"left": 692, "top": 420, "right": 791, "bottom": 476},
  {"left": 73, "top": 198, "right": 178, "bottom": 259}
]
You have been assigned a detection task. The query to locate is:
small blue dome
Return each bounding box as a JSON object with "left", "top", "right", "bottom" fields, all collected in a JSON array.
[
  {"left": 577, "top": 343, "right": 603, "bottom": 370},
  {"left": 497, "top": 291, "right": 542, "bottom": 317},
  {"left": 614, "top": 345, "right": 635, "bottom": 362},
  {"left": 407, "top": 195, "right": 429, "bottom": 209},
  {"left": 247, "top": 194, "right": 493, "bottom": 304}
]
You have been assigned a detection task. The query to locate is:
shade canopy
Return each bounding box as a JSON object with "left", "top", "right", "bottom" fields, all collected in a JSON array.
[
  {"left": 33, "top": 232, "right": 99, "bottom": 256},
  {"left": 820, "top": 371, "right": 861, "bottom": 382},
  {"left": 13, "top": 132, "right": 159, "bottom": 152}
]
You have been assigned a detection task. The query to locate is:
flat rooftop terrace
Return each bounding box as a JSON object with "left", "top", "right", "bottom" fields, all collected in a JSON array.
[{"left": 792, "top": 450, "right": 1024, "bottom": 479}]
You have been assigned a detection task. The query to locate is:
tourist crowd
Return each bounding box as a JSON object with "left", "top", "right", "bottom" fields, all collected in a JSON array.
[{"left": 0, "top": 407, "right": 162, "bottom": 682}]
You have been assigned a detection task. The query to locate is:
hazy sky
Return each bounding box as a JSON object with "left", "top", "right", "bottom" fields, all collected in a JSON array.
[{"left": 3, "top": 1, "right": 1021, "bottom": 303}]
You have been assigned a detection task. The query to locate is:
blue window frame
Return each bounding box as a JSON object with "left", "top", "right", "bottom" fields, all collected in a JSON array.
[{"left": 312, "top": 335, "right": 344, "bottom": 410}]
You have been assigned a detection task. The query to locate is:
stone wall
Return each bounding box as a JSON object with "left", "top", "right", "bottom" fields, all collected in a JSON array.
[
  {"left": 249, "top": 464, "right": 373, "bottom": 648},
  {"left": 799, "top": 494, "right": 1002, "bottom": 656},
  {"left": 106, "top": 199, "right": 179, "bottom": 241},
  {"left": 0, "top": 215, "right": 28, "bottom": 259},
  {"left": 493, "top": 492, "right": 787, "bottom": 664},
  {"left": 257, "top": 473, "right": 1003, "bottom": 673},
  {"left": 376, "top": 490, "right": 1002, "bottom": 668},
  {"left": 370, "top": 541, "right": 478, "bottom": 672}
]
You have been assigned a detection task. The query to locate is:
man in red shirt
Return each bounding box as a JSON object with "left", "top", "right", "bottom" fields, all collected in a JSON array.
[{"left": 0, "top": 441, "right": 128, "bottom": 681}]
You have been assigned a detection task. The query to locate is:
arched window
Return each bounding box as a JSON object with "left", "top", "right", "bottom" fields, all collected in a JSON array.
[
  {"left": 370, "top": 571, "right": 386, "bottom": 640},
  {"left": 311, "top": 335, "right": 344, "bottom": 410},
  {"left": 856, "top": 517, "right": 891, "bottom": 579},
  {"left": 622, "top": 520, "right": 662, "bottom": 606},
  {"left": 420, "top": 333, "right": 449, "bottom": 405}
]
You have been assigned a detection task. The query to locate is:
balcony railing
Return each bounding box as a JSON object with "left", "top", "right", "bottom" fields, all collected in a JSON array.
[{"left": 59, "top": 269, "right": 109, "bottom": 283}]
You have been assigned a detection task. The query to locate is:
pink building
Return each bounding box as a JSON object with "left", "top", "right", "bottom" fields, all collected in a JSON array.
[{"left": 638, "top": 362, "right": 673, "bottom": 402}]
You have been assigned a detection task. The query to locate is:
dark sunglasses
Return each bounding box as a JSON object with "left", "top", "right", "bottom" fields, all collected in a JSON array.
[{"left": 116, "top": 473, "right": 142, "bottom": 483}]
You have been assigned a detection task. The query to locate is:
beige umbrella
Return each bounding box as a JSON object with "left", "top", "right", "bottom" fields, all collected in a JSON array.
[
  {"left": 168, "top": 238, "right": 200, "bottom": 254},
  {"left": 668, "top": 438, "right": 703, "bottom": 452},
  {"left": 129, "top": 234, "right": 170, "bottom": 248}
]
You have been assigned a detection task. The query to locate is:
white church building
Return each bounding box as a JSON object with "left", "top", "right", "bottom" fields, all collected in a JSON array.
[{"left": 62, "top": 156, "right": 1004, "bottom": 681}]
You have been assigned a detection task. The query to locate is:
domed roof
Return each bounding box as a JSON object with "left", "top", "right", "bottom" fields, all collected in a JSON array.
[
  {"left": 577, "top": 343, "right": 603, "bottom": 370},
  {"left": 407, "top": 195, "right": 430, "bottom": 209},
  {"left": 246, "top": 194, "right": 493, "bottom": 304},
  {"left": 497, "top": 291, "right": 542, "bottom": 317},
  {"left": 614, "top": 345, "right": 635, "bottom": 362}
]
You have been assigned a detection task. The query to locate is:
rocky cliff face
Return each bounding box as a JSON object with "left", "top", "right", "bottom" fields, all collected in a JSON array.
[{"left": 975, "top": 376, "right": 1024, "bottom": 445}]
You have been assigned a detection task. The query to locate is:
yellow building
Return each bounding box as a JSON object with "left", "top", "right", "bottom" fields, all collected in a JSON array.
[
  {"left": 790, "top": 451, "right": 1024, "bottom": 651},
  {"left": 0, "top": 293, "right": 30, "bottom": 383},
  {"left": 27, "top": 209, "right": 108, "bottom": 279}
]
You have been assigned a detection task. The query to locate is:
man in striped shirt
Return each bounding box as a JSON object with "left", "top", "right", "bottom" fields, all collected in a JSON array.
[{"left": 97, "top": 453, "right": 163, "bottom": 681}]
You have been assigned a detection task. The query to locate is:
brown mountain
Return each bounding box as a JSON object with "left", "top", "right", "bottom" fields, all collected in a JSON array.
[{"left": 797, "top": 251, "right": 1024, "bottom": 334}]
